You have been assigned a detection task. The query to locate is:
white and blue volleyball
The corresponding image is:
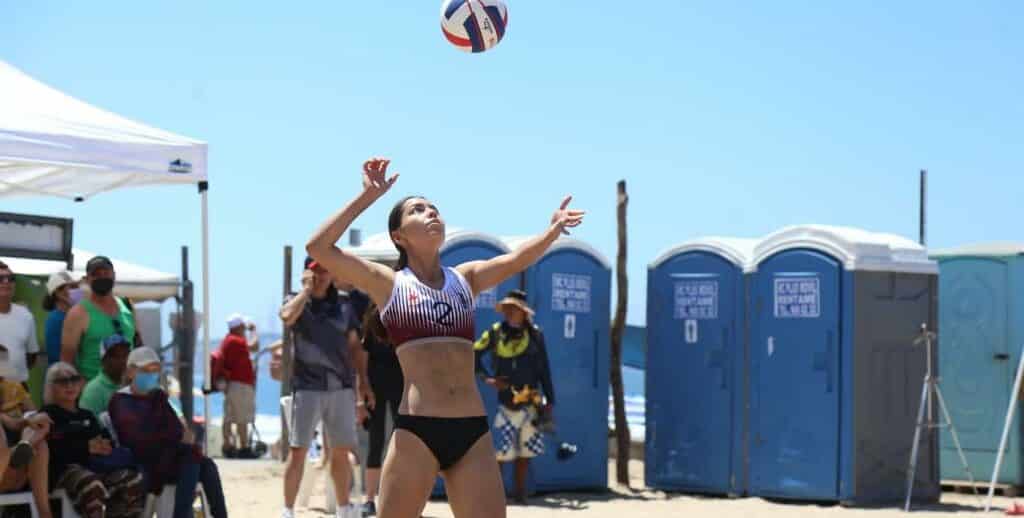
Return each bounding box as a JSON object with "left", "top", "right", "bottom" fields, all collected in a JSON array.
[{"left": 440, "top": 0, "right": 508, "bottom": 53}]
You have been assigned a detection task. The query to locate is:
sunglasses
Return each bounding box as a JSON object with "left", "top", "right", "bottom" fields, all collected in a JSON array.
[
  {"left": 0, "top": 275, "right": 15, "bottom": 284},
  {"left": 54, "top": 375, "right": 84, "bottom": 385}
]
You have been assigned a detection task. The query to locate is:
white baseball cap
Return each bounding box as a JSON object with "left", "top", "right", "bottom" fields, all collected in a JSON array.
[
  {"left": 226, "top": 313, "right": 245, "bottom": 330},
  {"left": 46, "top": 271, "right": 75, "bottom": 295},
  {"left": 127, "top": 346, "right": 161, "bottom": 368}
]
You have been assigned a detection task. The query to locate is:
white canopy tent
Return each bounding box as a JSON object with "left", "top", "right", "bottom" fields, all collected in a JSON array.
[
  {"left": 2, "top": 248, "right": 180, "bottom": 302},
  {"left": 0, "top": 60, "right": 213, "bottom": 423}
]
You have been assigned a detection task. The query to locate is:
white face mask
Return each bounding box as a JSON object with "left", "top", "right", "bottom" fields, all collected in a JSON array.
[{"left": 68, "top": 288, "right": 85, "bottom": 306}]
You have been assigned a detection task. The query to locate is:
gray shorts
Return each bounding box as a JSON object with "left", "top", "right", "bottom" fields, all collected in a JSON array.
[
  {"left": 224, "top": 382, "right": 255, "bottom": 424},
  {"left": 289, "top": 389, "right": 357, "bottom": 449}
]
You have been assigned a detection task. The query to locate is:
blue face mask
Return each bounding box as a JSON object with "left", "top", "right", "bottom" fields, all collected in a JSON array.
[{"left": 134, "top": 372, "right": 160, "bottom": 393}]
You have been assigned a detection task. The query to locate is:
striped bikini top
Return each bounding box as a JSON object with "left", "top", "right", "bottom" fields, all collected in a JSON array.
[{"left": 380, "top": 267, "right": 477, "bottom": 347}]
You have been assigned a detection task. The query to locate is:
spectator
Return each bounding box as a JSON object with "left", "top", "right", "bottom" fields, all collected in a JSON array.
[
  {"left": 79, "top": 334, "right": 132, "bottom": 416},
  {"left": 216, "top": 313, "right": 258, "bottom": 459},
  {"left": 42, "top": 362, "right": 145, "bottom": 518},
  {"left": 108, "top": 347, "right": 228, "bottom": 518},
  {"left": 61, "top": 255, "right": 138, "bottom": 380},
  {"left": 42, "top": 271, "right": 82, "bottom": 366},
  {"left": 0, "top": 343, "right": 54, "bottom": 518},
  {"left": 278, "top": 257, "right": 369, "bottom": 518},
  {"left": 0, "top": 261, "right": 41, "bottom": 384},
  {"left": 474, "top": 290, "right": 556, "bottom": 504}
]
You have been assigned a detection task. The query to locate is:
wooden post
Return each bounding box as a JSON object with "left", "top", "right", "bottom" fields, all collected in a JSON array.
[
  {"left": 610, "top": 180, "right": 631, "bottom": 486},
  {"left": 919, "top": 169, "right": 927, "bottom": 246},
  {"left": 179, "top": 246, "right": 195, "bottom": 423},
  {"left": 279, "top": 245, "right": 294, "bottom": 461}
]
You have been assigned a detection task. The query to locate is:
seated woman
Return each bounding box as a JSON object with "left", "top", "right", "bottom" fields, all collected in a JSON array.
[
  {"left": 42, "top": 362, "right": 145, "bottom": 518},
  {"left": 0, "top": 344, "right": 54, "bottom": 518},
  {"left": 108, "top": 347, "right": 228, "bottom": 518}
]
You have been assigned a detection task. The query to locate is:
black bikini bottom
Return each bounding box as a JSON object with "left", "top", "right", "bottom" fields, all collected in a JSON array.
[{"left": 393, "top": 414, "right": 489, "bottom": 470}]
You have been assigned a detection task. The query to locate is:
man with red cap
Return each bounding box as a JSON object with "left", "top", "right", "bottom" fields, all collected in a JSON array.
[{"left": 278, "top": 257, "right": 369, "bottom": 518}]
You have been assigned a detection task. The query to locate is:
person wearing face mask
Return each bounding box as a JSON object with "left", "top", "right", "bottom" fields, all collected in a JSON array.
[
  {"left": 42, "top": 271, "right": 82, "bottom": 366},
  {"left": 473, "top": 290, "right": 556, "bottom": 505},
  {"left": 108, "top": 347, "right": 228, "bottom": 518},
  {"left": 61, "top": 256, "right": 138, "bottom": 381}
]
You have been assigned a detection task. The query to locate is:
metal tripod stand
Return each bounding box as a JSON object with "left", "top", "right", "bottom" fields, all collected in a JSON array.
[{"left": 904, "top": 323, "right": 978, "bottom": 512}]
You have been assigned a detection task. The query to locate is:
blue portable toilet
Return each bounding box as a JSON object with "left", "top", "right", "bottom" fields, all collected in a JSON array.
[
  {"left": 430, "top": 230, "right": 520, "bottom": 497},
  {"left": 505, "top": 236, "right": 611, "bottom": 492},
  {"left": 645, "top": 237, "right": 757, "bottom": 496},
  {"left": 929, "top": 243, "right": 1024, "bottom": 487},
  {"left": 748, "top": 225, "right": 940, "bottom": 504}
]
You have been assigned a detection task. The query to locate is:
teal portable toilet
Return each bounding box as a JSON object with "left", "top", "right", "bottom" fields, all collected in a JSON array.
[{"left": 930, "top": 243, "right": 1024, "bottom": 487}]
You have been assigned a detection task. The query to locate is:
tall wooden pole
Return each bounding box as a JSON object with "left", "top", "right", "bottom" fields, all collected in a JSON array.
[{"left": 610, "top": 180, "right": 631, "bottom": 486}]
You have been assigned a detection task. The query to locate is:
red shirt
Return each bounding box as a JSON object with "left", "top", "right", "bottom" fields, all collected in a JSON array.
[{"left": 218, "top": 333, "right": 255, "bottom": 385}]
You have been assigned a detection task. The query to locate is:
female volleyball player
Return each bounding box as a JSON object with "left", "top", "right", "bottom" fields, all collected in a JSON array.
[{"left": 306, "top": 157, "right": 583, "bottom": 518}]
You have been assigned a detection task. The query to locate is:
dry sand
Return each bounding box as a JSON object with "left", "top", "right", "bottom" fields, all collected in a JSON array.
[{"left": 217, "top": 458, "right": 1009, "bottom": 518}]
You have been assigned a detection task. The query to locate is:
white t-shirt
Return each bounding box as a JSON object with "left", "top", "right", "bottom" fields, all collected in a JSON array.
[{"left": 0, "top": 304, "right": 40, "bottom": 382}]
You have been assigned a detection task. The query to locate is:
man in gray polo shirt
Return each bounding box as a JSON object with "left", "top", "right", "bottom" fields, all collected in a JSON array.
[{"left": 279, "top": 257, "right": 370, "bottom": 518}]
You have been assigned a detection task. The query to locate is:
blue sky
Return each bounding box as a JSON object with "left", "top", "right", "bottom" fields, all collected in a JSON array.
[{"left": 3, "top": 2, "right": 1021, "bottom": 338}]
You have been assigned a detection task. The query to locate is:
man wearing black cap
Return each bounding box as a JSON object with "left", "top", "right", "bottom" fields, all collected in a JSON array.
[
  {"left": 278, "top": 257, "right": 369, "bottom": 518},
  {"left": 61, "top": 256, "right": 138, "bottom": 381}
]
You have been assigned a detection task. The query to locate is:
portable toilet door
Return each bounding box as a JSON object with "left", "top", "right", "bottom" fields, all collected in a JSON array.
[
  {"left": 514, "top": 236, "right": 611, "bottom": 492},
  {"left": 431, "top": 230, "right": 520, "bottom": 497},
  {"left": 645, "top": 237, "right": 757, "bottom": 495},
  {"left": 748, "top": 225, "right": 939, "bottom": 504},
  {"left": 930, "top": 243, "right": 1024, "bottom": 486}
]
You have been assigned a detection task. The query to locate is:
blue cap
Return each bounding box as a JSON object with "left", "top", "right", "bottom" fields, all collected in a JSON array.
[{"left": 101, "top": 334, "right": 130, "bottom": 357}]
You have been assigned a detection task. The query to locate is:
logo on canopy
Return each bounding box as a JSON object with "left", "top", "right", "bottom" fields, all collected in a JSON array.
[{"left": 168, "top": 159, "right": 192, "bottom": 174}]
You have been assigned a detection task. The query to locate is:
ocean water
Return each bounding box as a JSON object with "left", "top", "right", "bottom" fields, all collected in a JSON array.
[{"left": 193, "top": 335, "right": 646, "bottom": 443}]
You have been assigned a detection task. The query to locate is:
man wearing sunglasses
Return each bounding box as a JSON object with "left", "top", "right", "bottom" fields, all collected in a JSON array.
[
  {"left": 61, "top": 256, "right": 138, "bottom": 381},
  {"left": 0, "top": 261, "right": 41, "bottom": 385}
]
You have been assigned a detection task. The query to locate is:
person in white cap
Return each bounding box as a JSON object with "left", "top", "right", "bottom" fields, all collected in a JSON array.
[
  {"left": 216, "top": 313, "right": 257, "bottom": 459},
  {"left": 108, "top": 347, "right": 229, "bottom": 518},
  {"left": 42, "top": 271, "right": 81, "bottom": 365},
  {"left": 0, "top": 260, "right": 41, "bottom": 383}
]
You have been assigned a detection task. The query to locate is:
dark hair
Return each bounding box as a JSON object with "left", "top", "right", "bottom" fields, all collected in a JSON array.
[
  {"left": 42, "top": 294, "right": 57, "bottom": 312},
  {"left": 0, "top": 261, "right": 8, "bottom": 271},
  {"left": 364, "top": 196, "right": 419, "bottom": 343}
]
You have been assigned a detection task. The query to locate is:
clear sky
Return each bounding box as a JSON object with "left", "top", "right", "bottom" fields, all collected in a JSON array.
[{"left": 3, "top": 1, "right": 1021, "bottom": 337}]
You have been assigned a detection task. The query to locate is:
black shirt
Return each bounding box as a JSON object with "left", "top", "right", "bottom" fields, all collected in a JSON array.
[
  {"left": 42, "top": 404, "right": 111, "bottom": 478},
  {"left": 350, "top": 290, "right": 404, "bottom": 399}
]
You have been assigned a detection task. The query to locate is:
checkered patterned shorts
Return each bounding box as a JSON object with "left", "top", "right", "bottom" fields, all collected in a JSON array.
[{"left": 494, "top": 405, "right": 545, "bottom": 462}]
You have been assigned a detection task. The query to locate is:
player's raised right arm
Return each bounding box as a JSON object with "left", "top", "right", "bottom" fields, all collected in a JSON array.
[{"left": 306, "top": 158, "right": 399, "bottom": 307}]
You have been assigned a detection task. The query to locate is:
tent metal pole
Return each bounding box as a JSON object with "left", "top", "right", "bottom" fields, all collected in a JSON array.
[{"left": 200, "top": 182, "right": 211, "bottom": 454}]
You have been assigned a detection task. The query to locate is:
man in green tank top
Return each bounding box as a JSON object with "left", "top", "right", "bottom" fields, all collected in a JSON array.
[{"left": 61, "top": 256, "right": 137, "bottom": 380}]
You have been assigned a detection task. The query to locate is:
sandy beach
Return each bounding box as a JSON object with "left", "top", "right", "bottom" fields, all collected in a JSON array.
[{"left": 216, "top": 458, "right": 1008, "bottom": 518}]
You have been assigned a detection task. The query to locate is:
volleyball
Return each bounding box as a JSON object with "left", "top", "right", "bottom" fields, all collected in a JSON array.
[{"left": 440, "top": 0, "right": 508, "bottom": 53}]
